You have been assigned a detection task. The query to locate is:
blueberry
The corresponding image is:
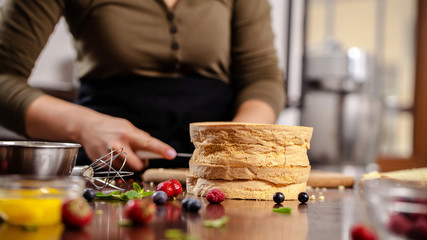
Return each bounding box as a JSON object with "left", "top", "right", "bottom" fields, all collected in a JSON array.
[
  {"left": 273, "top": 192, "right": 285, "bottom": 204},
  {"left": 186, "top": 199, "right": 202, "bottom": 212},
  {"left": 298, "top": 192, "right": 309, "bottom": 203},
  {"left": 182, "top": 198, "right": 191, "bottom": 210},
  {"left": 152, "top": 191, "right": 168, "bottom": 205},
  {"left": 83, "top": 188, "right": 96, "bottom": 202}
]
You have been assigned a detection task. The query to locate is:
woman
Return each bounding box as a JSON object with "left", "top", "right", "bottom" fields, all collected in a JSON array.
[{"left": 0, "top": 0, "right": 284, "bottom": 170}]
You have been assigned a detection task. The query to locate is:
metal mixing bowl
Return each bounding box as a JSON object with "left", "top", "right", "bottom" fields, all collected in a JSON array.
[{"left": 0, "top": 141, "right": 81, "bottom": 176}]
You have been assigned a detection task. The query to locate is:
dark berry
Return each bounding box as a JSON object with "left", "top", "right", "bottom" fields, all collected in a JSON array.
[
  {"left": 82, "top": 188, "right": 96, "bottom": 202},
  {"left": 298, "top": 192, "right": 309, "bottom": 203},
  {"left": 182, "top": 198, "right": 191, "bottom": 210},
  {"left": 186, "top": 199, "right": 202, "bottom": 212},
  {"left": 152, "top": 191, "right": 168, "bottom": 205},
  {"left": 273, "top": 192, "right": 285, "bottom": 204}
]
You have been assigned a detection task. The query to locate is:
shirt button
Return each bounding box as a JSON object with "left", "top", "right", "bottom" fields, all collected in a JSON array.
[
  {"left": 171, "top": 42, "right": 179, "bottom": 50},
  {"left": 167, "top": 12, "right": 174, "bottom": 21},
  {"left": 170, "top": 25, "right": 178, "bottom": 34}
]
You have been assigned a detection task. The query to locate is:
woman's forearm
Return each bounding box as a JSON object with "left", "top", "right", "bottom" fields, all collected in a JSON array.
[{"left": 232, "top": 99, "right": 277, "bottom": 124}]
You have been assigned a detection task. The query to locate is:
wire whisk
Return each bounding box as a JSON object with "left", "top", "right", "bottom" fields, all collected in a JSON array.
[{"left": 71, "top": 148, "right": 133, "bottom": 191}]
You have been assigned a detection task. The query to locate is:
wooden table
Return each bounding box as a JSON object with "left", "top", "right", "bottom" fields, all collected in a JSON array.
[{"left": 0, "top": 183, "right": 376, "bottom": 240}]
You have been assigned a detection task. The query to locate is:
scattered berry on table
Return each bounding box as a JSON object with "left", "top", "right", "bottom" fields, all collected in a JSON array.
[
  {"left": 298, "top": 192, "right": 309, "bottom": 203},
  {"left": 206, "top": 189, "right": 226, "bottom": 204},
  {"left": 62, "top": 197, "right": 94, "bottom": 228},
  {"left": 167, "top": 179, "right": 182, "bottom": 197},
  {"left": 273, "top": 192, "right": 285, "bottom": 204},
  {"left": 156, "top": 181, "right": 174, "bottom": 198},
  {"left": 82, "top": 188, "right": 96, "bottom": 202},
  {"left": 152, "top": 191, "right": 168, "bottom": 205},
  {"left": 182, "top": 198, "right": 191, "bottom": 210},
  {"left": 187, "top": 199, "right": 202, "bottom": 212},
  {"left": 182, "top": 198, "right": 202, "bottom": 212},
  {"left": 124, "top": 199, "right": 156, "bottom": 225},
  {"left": 350, "top": 224, "right": 377, "bottom": 240}
]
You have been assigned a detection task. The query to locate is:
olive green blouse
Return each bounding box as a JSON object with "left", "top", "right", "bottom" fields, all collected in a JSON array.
[{"left": 0, "top": 0, "right": 284, "bottom": 135}]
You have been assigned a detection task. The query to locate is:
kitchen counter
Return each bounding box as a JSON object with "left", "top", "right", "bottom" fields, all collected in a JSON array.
[{"left": 0, "top": 182, "right": 376, "bottom": 240}]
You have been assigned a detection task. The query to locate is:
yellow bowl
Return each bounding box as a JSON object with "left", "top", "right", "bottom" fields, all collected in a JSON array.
[{"left": 0, "top": 175, "right": 84, "bottom": 227}]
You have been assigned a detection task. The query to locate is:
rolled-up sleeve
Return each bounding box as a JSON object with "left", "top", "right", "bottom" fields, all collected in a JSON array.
[
  {"left": 0, "top": 0, "right": 63, "bottom": 135},
  {"left": 230, "top": 0, "right": 285, "bottom": 118}
]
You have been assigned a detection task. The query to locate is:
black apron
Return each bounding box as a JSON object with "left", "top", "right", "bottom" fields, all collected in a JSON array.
[{"left": 75, "top": 75, "right": 233, "bottom": 168}]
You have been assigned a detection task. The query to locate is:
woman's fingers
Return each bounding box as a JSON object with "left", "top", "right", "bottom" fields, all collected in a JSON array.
[{"left": 130, "top": 131, "right": 177, "bottom": 160}]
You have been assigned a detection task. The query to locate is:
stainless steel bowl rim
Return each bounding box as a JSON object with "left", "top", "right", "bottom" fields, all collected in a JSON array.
[
  {"left": 0, "top": 141, "right": 81, "bottom": 148},
  {"left": 0, "top": 174, "right": 85, "bottom": 189}
]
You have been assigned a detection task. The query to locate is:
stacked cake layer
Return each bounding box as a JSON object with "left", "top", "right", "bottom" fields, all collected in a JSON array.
[{"left": 186, "top": 122, "right": 313, "bottom": 200}]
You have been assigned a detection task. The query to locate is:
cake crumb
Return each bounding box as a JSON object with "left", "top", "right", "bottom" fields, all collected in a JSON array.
[
  {"left": 306, "top": 186, "right": 313, "bottom": 191},
  {"left": 150, "top": 182, "right": 154, "bottom": 187},
  {"left": 315, "top": 187, "right": 320, "bottom": 192},
  {"left": 322, "top": 187, "right": 327, "bottom": 191},
  {"left": 309, "top": 195, "right": 316, "bottom": 201},
  {"left": 338, "top": 185, "right": 345, "bottom": 191},
  {"left": 319, "top": 195, "right": 325, "bottom": 201}
]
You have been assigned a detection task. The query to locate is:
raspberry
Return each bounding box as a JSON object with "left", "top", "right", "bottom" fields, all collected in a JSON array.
[
  {"left": 350, "top": 224, "right": 377, "bottom": 240},
  {"left": 167, "top": 179, "right": 182, "bottom": 197},
  {"left": 156, "top": 181, "right": 174, "bottom": 198},
  {"left": 206, "top": 188, "right": 226, "bottom": 204}
]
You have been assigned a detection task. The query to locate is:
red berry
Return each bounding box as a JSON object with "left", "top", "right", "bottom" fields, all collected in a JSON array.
[
  {"left": 62, "top": 198, "right": 94, "bottom": 228},
  {"left": 167, "top": 179, "right": 182, "bottom": 197},
  {"left": 351, "top": 224, "right": 377, "bottom": 240},
  {"left": 156, "top": 181, "right": 174, "bottom": 198},
  {"left": 206, "top": 188, "right": 226, "bottom": 204},
  {"left": 388, "top": 213, "right": 412, "bottom": 235},
  {"left": 124, "top": 199, "right": 157, "bottom": 225}
]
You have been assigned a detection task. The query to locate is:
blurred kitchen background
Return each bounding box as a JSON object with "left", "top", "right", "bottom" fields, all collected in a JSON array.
[{"left": 0, "top": 0, "right": 424, "bottom": 175}]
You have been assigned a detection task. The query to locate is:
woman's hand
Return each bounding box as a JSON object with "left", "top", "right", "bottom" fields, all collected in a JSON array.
[{"left": 25, "top": 94, "right": 176, "bottom": 171}]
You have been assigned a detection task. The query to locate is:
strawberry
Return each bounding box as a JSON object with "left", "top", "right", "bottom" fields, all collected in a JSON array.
[
  {"left": 124, "top": 199, "right": 156, "bottom": 225},
  {"left": 206, "top": 188, "right": 226, "bottom": 204},
  {"left": 62, "top": 198, "right": 94, "bottom": 228},
  {"left": 156, "top": 181, "right": 174, "bottom": 198},
  {"left": 350, "top": 224, "right": 377, "bottom": 240},
  {"left": 167, "top": 179, "right": 182, "bottom": 197}
]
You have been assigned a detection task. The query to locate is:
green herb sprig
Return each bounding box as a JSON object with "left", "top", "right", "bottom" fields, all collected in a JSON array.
[
  {"left": 203, "top": 216, "right": 229, "bottom": 228},
  {"left": 95, "top": 182, "right": 153, "bottom": 201},
  {"left": 165, "top": 229, "right": 199, "bottom": 240},
  {"left": 272, "top": 207, "right": 292, "bottom": 214}
]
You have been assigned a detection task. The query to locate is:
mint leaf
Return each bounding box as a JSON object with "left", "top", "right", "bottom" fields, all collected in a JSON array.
[
  {"left": 141, "top": 190, "right": 154, "bottom": 197},
  {"left": 95, "top": 184, "right": 154, "bottom": 201},
  {"left": 133, "top": 182, "right": 142, "bottom": 193},
  {"left": 272, "top": 207, "right": 292, "bottom": 214},
  {"left": 125, "top": 190, "right": 142, "bottom": 200},
  {"left": 203, "top": 216, "right": 229, "bottom": 228},
  {"left": 165, "top": 229, "right": 199, "bottom": 240}
]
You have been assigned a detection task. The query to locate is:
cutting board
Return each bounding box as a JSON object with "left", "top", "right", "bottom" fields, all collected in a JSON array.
[{"left": 142, "top": 168, "right": 355, "bottom": 188}]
